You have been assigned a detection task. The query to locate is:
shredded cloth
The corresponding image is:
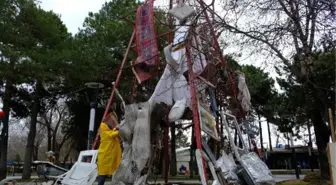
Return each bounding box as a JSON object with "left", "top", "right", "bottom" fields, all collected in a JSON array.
[
  {"left": 236, "top": 71, "right": 251, "bottom": 112},
  {"left": 112, "top": 143, "right": 139, "bottom": 184},
  {"left": 132, "top": 0, "right": 159, "bottom": 83},
  {"left": 148, "top": 20, "right": 192, "bottom": 108}
]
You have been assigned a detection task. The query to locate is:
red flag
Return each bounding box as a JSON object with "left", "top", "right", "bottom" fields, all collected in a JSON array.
[{"left": 132, "top": 0, "right": 159, "bottom": 83}]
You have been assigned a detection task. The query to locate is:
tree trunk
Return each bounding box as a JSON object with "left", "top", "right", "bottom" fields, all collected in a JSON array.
[
  {"left": 170, "top": 122, "right": 177, "bottom": 176},
  {"left": 47, "top": 127, "right": 52, "bottom": 151},
  {"left": 63, "top": 142, "right": 74, "bottom": 164},
  {"left": 304, "top": 78, "right": 330, "bottom": 179},
  {"left": 311, "top": 109, "right": 330, "bottom": 179},
  {"left": 0, "top": 81, "right": 11, "bottom": 180},
  {"left": 267, "top": 120, "right": 272, "bottom": 151},
  {"left": 33, "top": 145, "right": 38, "bottom": 161},
  {"left": 54, "top": 142, "right": 61, "bottom": 165},
  {"left": 22, "top": 81, "right": 41, "bottom": 180},
  {"left": 258, "top": 113, "right": 264, "bottom": 151}
]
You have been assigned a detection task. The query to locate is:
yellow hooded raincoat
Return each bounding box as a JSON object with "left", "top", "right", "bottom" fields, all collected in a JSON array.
[{"left": 97, "top": 122, "right": 122, "bottom": 176}]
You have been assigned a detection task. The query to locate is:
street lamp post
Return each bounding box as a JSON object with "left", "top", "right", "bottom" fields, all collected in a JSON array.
[{"left": 85, "top": 82, "right": 104, "bottom": 150}]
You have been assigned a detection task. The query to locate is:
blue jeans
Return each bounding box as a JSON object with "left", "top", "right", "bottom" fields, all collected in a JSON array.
[{"left": 98, "top": 175, "right": 107, "bottom": 185}]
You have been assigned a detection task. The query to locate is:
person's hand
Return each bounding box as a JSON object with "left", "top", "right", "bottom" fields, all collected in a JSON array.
[{"left": 114, "top": 127, "right": 119, "bottom": 131}]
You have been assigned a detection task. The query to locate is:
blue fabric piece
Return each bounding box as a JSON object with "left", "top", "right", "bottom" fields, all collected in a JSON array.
[{"left": 208, "top": 88, "right": 219, "bottom": 115}]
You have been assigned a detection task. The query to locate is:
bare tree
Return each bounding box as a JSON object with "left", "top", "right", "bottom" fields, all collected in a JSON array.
[
  {"left": 212, "top": 0, "right": 335, "bottom": 179},
  {"left": 38, "top": 103, "right": 71, "bottom": 164}
]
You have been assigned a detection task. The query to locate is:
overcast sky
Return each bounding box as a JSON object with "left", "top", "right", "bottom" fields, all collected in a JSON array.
[
  {"left": 1, "top": 0, "right": 312, "bottom": 149},
  {"left": 40, "top": 0, "right": 107, "bottom": 34}
]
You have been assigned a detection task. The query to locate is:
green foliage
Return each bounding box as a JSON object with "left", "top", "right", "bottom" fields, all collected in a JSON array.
[
  {"left": 275, "top": 50, "right": 335, "bottom": 133},
  {"left": 242, "top": 65, "right": 277, "bottom": 116},
  {"left": 15, "top": 154, "right": 21, "bottom": 163},
  {"left": 176, "top": 130, "right": 190, "bottom": 148}
]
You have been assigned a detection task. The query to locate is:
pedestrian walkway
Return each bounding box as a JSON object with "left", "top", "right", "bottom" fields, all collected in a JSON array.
[{"left": 1, "top": 174, "right": 306, "bottom": 185}]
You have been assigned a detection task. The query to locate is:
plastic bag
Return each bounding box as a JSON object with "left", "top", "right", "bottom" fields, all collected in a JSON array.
[
  {"left": 240, "top": 152, "right": 275, "bottom": 185},
  {"left": 132, "top": 102, "right": 151, "bottom": 171},
  {"left": 216, "top": 152, "right": 239, "bottom": 184},
  {"left": 168, "top": 98, "right": 187, "bottom": 122},
  {"left": 134, "top": 174, "right": 148, "bottom": 185},
  {"left": 112, "top": 143, "right": 139, "bottom": 184}
]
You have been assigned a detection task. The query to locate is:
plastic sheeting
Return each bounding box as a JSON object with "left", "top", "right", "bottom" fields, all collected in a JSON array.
[
  {"left": 236, "top": 72, "right": 251, "bottom": 112},
  {"left": 148, "top": 22, "right": 191, "bottom": 108},
  {"left": 132, "top": 102, "right": 151, "bottom": 171},
  {"left": 119, "top": 103, "right": 146, "bottom": 142},
  {"left": 134, "top": 174, "right": 148, "bottom": 185},
  {"left": 216, "top": 152, "right": 239, "bottom": 184},
  {"left": 112, "top": 143, "right": 140, "bottom": 184},
  {"left": 240, "top": 152, "right": 275, "bottom": 185},
  {"left": 113, "top": 102, "right": 151, "bottom": 184}
]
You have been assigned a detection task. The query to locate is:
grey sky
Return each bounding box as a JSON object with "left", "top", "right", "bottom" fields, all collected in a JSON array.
[
  {"left": 40, "top": 0, "right": 107, "bottom": 34},
  {"left": 1, "top": 0, "right": 311, "bottom": 148}
]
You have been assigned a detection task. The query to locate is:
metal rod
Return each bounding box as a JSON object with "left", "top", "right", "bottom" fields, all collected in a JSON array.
[
  {"left": 92, "top": 30, "right": 136, "bottom": 150},
  {"left": 164, "top": 0, "right": 174, "bottom": 183},
  {"left": 220, "top": 111, "right": 241, "bottom": 161},
  {"left": 112, "top": 82, "right": 126, "bottom": 110},
  {"left": 196, "top": 0, "right": 244, "bottom": 120},
  {"left": 185, "top": 37, "right": 208, "bottom": 183},
  {"left": 267, "top": 119, "right": 272, "bottom": 151},
  {"left": 164, "top": 112, "right": 170, "bottom": 184},
  {"left": 131, "top": 29, "right": 176, "bottom": 49},
  {"left": 224, "top": 112, "right": 248, "bottom": 152}
]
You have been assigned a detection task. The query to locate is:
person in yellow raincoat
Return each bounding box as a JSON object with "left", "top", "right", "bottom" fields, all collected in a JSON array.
[{"left": 97, "top": 111, "right": 122, "bottom": 185}]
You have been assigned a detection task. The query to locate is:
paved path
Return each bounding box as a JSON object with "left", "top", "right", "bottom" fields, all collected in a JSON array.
[{"left": 1, "top": 174, "right": 306, "bottom": 184}]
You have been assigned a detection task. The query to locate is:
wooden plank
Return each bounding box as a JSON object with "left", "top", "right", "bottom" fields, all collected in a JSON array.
[
  {"left": 327, "top": 143, "right": 336, "bottom": 185},
  {"left": 329, "top": 108, "right": 335, "bottom": 142}
]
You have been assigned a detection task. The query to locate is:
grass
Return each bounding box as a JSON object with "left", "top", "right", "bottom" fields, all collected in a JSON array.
[
  {"left": 272, "top": 169, "right": 320, "bottom": 175},
  {"left": 277, "top": 172, "right": 331, "bottom": 185},
  {"left": 277, "top": 180, "right": 309, "bottom": 185}
]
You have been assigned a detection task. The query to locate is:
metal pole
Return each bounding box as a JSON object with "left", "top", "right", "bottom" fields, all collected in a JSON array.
[
  {"left": 164, "top": 0, "right": 174, "bottom": 183},
  {"left": 164, "top": 117, "right": 169, "bottom": 183},
  {"left": 185, "top": 38, "right": 208, "bottom": 183},
  {"left": 92, "top": 30, "right": 135, "bottom": 150},
  {"left": 87, "top": 102, "right": 96, "bottom": 149},
  {"left": 258, "top": 113, "right": 264, "bottom": 152},
  {"left": 267, "top": 120, "right": 272, "bottom": 151}
]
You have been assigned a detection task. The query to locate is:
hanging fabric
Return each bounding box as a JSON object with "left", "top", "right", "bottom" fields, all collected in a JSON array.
[{"left": 132, "top": 0, "right": 159, "bottom": 83}]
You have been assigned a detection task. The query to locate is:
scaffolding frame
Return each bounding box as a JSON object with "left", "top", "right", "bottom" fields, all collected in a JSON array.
[{"left": 91, "top": 0, "right": 247, "bottom": 184}]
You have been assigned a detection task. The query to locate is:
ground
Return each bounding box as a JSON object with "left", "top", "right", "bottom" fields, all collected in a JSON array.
[{"left": 277, "top": 172, "right": 331, "bottom": 185}]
